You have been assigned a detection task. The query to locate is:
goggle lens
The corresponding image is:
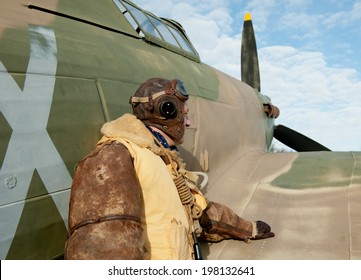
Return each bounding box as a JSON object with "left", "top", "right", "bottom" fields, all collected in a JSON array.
[{"left": 175, "top": 80, "right": 188, "bottom": 101}]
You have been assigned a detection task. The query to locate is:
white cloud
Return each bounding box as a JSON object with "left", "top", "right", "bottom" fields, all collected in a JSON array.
[
  {"left": 282, "top": 0, "right": 313, "bottom": 10},
  {"left": 322, "top": 1, "right": 361, "bottom": 28},
  {"left": 259, "top": 46, "right": 361, "bottom": 151},
  {"left": 279, "top": 12, "right": 322, "bottom": 31},
  {"left": 244, "top": 0, "right": 276, "bottom": 33}
]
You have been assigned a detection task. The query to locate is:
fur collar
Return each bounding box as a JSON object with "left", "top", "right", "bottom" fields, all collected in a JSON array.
[
  {"left": 97, "top": 114, "right": 186, "bottom": 170},
  {"left": 97, "top": 113, "right": 163, "bottom": 155}
]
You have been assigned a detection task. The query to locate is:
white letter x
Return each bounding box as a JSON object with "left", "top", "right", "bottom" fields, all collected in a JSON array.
[{"left": 0, "top": 26, "right": 72, "bottom": 258}]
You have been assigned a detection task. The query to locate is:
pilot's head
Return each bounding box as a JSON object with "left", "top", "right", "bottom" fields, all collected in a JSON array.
[{"left": 130, "top": 78, "right": 190, "bottom": 144}]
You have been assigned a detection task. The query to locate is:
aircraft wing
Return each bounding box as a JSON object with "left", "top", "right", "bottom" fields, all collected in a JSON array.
[{"left": 202, "top": 150, "right": 361, "bottom": 259}]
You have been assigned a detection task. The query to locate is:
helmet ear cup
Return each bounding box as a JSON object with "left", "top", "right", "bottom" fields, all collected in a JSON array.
[{"left": 159, "top": 100, "right": 177, "bottom": 119}]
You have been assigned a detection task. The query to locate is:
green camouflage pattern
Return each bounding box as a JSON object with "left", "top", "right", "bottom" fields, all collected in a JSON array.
[{"left": 1, "top": 0, "right": 360, "bottom": 260}]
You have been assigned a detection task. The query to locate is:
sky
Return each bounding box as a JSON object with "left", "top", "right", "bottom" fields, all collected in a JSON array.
[{"left": 130, "top": 0, "right": 361, "bottom": 151}]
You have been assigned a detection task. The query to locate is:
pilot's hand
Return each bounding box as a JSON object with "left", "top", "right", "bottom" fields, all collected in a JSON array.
[
  {"left": 251, "top": 220, "right": 275, "bottom": 240},
  {"left": 263, "top": 103, "right": 280, "bottom": 118}
]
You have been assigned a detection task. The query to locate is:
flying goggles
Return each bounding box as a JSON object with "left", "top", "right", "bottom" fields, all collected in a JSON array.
[{"left": 130, "top": 79, "right": 189, "bottom": 104}]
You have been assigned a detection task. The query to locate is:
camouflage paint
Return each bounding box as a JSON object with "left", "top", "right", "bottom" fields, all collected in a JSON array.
[
  {"left": 3, "top": 0, "right": 355, "bottom": 261},
  {"left": 0, "top": 0, "right": 221, "bottom": 259},
  {"left": 272, "top": 152, "right": 359, "bottom": 189}
]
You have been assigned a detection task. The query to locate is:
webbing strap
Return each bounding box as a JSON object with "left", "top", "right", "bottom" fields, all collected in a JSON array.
[{"left": 68, "top": 214, "right": 141, "bottom": 237}]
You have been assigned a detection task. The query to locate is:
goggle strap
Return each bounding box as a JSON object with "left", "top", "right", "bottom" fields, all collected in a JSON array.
[{"left": 130, "top": 90, "right": 167, "bottom": 103}]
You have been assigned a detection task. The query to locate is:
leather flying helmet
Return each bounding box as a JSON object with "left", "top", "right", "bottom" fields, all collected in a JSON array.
[{"left": 130, "top": 78, "right": 189, "bottom": 143}]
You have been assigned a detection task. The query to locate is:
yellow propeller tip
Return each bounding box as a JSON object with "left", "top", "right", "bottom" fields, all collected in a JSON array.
[{"left": 244, "top": 12, "right": 252, "bottom": 21}]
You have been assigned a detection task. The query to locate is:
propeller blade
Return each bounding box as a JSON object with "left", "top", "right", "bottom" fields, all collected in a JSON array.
[
  {"left": 241, "top": 12, "right": 261, "bottom": 92},
  {"left": 241, "top": 14, "right": 329, "bottom": 152},
  {"left": 273, "top": 125, "right": 331, "bottom": 152}
]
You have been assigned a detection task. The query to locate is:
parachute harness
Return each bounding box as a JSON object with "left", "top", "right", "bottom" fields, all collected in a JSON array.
[{"left": 152, "top": 135, "right": 203, "bottom": 259}]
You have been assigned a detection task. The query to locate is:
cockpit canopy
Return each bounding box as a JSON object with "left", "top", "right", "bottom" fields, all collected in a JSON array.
[{"left": 113, "top": 0, "right": 200, "bottom": 62}]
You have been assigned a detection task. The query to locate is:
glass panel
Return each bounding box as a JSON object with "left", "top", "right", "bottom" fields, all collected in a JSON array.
[
  {"left": 122, "top": 1, "right": 162, "bottom": 39},
  {"left": 113, "top": 0, "right": 138, "bottom": 31},
  {"left": 168, "top": 27, "right": 195, "bottom": 54},
  {"left": 115, "top": 0, "right": 199, "bottom": 61},
  {"left": 147, "top": 16, "right": 180, "bottom": 47}
]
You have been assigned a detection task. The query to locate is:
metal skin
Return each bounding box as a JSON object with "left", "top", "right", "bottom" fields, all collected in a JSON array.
[{"left": 0, "top": 0, "right": 360, "bottom": 260}]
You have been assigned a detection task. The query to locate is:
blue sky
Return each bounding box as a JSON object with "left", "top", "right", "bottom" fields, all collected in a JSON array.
[{"left": 131, "top": 0, "right": 361, "bottom": 151}]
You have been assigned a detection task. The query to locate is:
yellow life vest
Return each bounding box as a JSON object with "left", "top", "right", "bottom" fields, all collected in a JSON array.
[
  {"left": 118, "top": 138, "right": 193, "bottom": 260},
  {"left": 97, "top": 114, "right": 207, "bottom": 259}
]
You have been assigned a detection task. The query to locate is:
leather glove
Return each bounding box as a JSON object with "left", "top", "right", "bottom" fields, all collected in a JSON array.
[{"left": 251, "top": 220, "right": 275, "bottom": 240}]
